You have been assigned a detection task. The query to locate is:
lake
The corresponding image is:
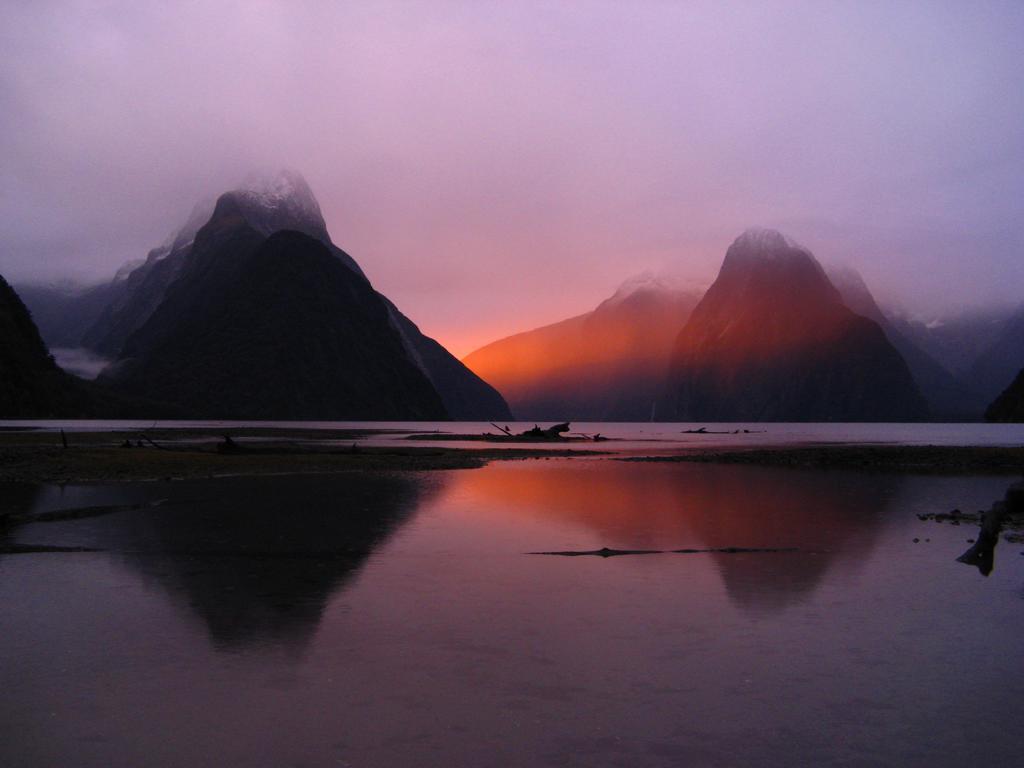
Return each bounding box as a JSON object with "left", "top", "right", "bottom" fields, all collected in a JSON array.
[
  {"left": 4, "top": 419, "right": 1024, "bottom": 452},
  {"left": 2, "top": 456, "right": 1023, "bottom": 766}
]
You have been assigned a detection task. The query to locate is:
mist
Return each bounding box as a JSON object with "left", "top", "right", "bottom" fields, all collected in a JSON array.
[{"left": 2, "top": 1, "right": 1022, "bottom": 356}]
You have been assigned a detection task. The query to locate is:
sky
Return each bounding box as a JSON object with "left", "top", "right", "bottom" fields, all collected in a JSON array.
[{"left": 2, "top": 0, "right": 1023, "bottom": 357}]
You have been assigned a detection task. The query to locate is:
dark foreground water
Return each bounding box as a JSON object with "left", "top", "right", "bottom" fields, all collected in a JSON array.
[{"left": 2, "top": 461, "right": 1023, "bottom": 767}]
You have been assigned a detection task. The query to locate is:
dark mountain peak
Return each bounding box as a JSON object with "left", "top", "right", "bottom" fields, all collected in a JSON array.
[
  {"left": 217, "top": 169, "right": 330, "bottom": 244},
  {"left": 723, "top": 228, "right": 816, "bottom": 269},
  {"left": 713, "top": 228, "right": 838, "bottom": 308},
  {"left": 693, "top": 229, "right": 841, "bottom": 332}
]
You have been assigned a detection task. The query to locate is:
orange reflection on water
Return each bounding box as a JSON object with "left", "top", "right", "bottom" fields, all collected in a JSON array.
[{"left": 448, "top": 460, "right": 895, "bottom": 612}]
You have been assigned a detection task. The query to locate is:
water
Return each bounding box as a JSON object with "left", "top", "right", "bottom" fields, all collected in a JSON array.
[
  {"left": 3, "top": 419, "right": 1024, "bottom": 453},
  {"left": 2, "top": 459, "right": 1022, "bottom": 766}
]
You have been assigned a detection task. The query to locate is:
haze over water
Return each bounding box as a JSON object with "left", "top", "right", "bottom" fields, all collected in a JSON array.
[{"left": 2, "top": 458, "right": 1023, "bottom": 766}]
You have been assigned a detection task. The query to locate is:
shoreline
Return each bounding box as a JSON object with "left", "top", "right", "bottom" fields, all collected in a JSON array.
[{"left": 0, "top": 428, "right": 1022, "bottom": 483}]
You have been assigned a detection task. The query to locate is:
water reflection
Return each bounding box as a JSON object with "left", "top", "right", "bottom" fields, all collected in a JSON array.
[
  {"left": 3, "top": 474, "right": 436, "bottom": 652},
  {"left": 451, "top": 461, "right": 899, "bottom": 613},
  {"left": 3, "top": 465, "right": 1023, "bottom": 768}
]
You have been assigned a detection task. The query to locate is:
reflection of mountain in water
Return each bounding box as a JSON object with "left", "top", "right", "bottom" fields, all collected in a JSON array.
[
  {"left": 453, "top": 462, "right": 898, "bottom": 614},
  {"left": 678, "top": 466, "right": 894, "bottom": 614},
  {"left": 7, "top": 474, "right": 435, "bottom": 652}
]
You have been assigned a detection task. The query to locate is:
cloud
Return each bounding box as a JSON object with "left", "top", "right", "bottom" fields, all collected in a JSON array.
[{"left": 1, "top": 1, "right": 1022, "bottom": 355}]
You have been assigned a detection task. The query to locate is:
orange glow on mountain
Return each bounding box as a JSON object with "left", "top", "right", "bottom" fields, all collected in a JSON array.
[{"left": 463, "top": 279, "right": 702, "bottom": 420}]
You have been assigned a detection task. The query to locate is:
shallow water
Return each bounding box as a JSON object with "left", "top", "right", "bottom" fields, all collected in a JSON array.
[
  {"left": 2, "top": 461, "right": 1023, "bottom": 766},
  {"left": 4, "top": 419, "right": 1024, "bottom": 454}
]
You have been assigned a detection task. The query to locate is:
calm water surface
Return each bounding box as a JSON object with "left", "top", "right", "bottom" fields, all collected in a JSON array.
[
  {"left": 4, "top": 419, "right": 1024, "bottom": 452},
  {"left": 2, "top": 460, "right": 1023, "bottom": 766}
]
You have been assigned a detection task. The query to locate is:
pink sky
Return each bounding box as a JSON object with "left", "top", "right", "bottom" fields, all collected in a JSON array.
[{"left": 2, "top": 1, "right": 1023, "bottom": 357}]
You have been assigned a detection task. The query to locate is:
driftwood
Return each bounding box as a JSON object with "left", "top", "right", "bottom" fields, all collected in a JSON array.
[
  {"left": 956, "top": 480, "right": 1023, "bottom": 576},
  {"left": 520, "top": 422, "right": 571, "bottom": 439},
  {"left": 410, "top": 423, "right": 604, "bottom": 443},
  {"left": 530, "top": 546, "right": 799, "bottom": 557}
]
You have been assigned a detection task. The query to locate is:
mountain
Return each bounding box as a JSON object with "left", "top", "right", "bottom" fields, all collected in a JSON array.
[
  {"left": 14, "top": 280, "right": 121, "bottom": 350},
  {"left": 16, "top": 199, "right": 220, "bottom": 355},
  {"left": 965, "top": 305, "right": 1024, "bottom": 404},
  {"left": 463, "top": 274, "right": 703, "bottom": 420},
  {"left": 828, "top": 266, "right": 986, "bottom": 419},
  {"left": 103, "top": 197, "right": 445, "bottom": 419},
  {"left": 381, "top": 297, "right": 511, "bottom": 420},
  {"left": 0, "top": 273, "right": 90, "bottom": 416},
  {"left": 661, "top": 229, "right": 928, "bottom": 422},
  {"left": 0, "top": 274, "right": 167, "bottom": 417},
  {"left": 888, "top": 307, "right": 1018, "bottom": 380},
  {"left": 82, "top": 172, "right": 367, "bottom": 358},
  {"left": 985, "top": 368, "right": 1024, "bottom": 422},
  {"left": 99, "top": 172, "right": 509, "bottom": 420}
]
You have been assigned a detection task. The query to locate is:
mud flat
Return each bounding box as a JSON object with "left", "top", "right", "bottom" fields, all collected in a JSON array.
[{"left": 0, "top": 429, "right": 603, "bottom": 483}]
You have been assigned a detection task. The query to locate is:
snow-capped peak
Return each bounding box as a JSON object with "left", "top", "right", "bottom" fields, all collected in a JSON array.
[
  {"left": 721, "top": 227, "right": 824, "bottom": 279},
  {"left": 606, "top": 272, "right": 706, "bottom": 305},
  {"left": 231, "top": 169, "right": 328, "bottom": 241},
  {"left": 731, "top": 227, "right": 806, "bottom": 255}
]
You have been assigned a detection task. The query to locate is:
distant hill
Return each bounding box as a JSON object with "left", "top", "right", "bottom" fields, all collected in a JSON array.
[
  {"left": 661, "top": 229, "right": 928, "bottom": 422},
  {"left": 886, "top": 307, "right": 1018, "bottom": 382},
  {"left": 464, "top": 274, "right": 703, "bottom": 420},
  {"left": 985, "top": 368, "right": 1024, "bottom": 422},
  {"left": 828, "top": 266, "right": 986, "bottom": 419},
  {"left": 14, "top": 281, "right": 120, "bottom": 350}
]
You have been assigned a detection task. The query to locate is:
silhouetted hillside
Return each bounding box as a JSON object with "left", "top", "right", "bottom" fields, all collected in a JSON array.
[
  {"left": 0, "top": 274, "right": 90, "bottom": 416},
  {"left": 105, "top": 198, "right": 449, "bottom": 419},
  {"left": 383, "top": 297, "right": 510, "bottom": 420},
  {"left": 985, "top": 368, "right": 1024, "bottom": 422}
]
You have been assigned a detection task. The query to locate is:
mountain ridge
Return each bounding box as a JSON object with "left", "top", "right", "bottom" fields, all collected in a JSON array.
[
  {"left": 18, "top": 170, "right": 511, "bottom": 420},
  {"left": 661, "top": 229, "right": 928, "bottom": 422},
  {"left": 464, "top": 274, "right": 703, "bottom": 420}
]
